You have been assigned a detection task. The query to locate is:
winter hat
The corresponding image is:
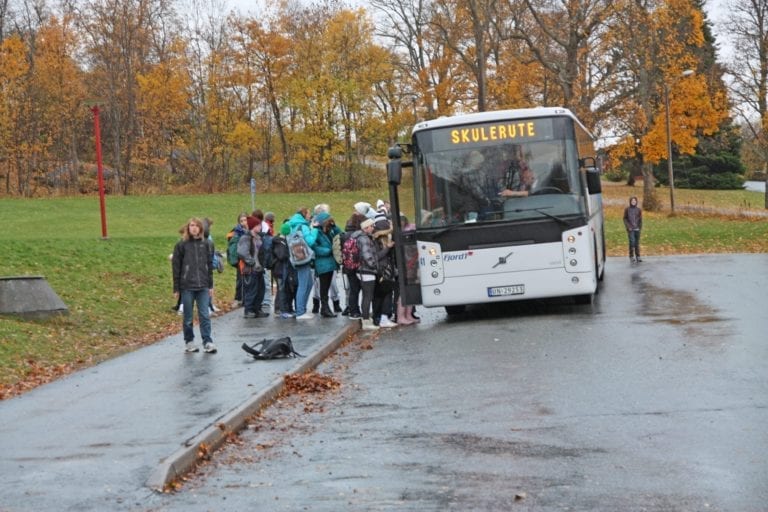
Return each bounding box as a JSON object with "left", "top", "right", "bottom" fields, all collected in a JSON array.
[
  {"left": 315, "top": 212, "right": 331, "bottom": 225},
  {"left": 354, "top": 201, "right": 371, "bottom": 216},
  {"left": 374, "top": 209, "right": 388, "bottom": 225},
  {"left": 373, "top": 218, "right": 392, "bottom": 237},
  {"left": 280, "top": 222, "right": 291, "bottom": 236},
  {"left": 361, "top": 218, "right": 375, "bottom": 230},
  {"left": 376, "top": 199, "right": 385, "bottom": 209},
  {"left": 246, "top": 216, "right": 261, "bottom": 231},
  {"left": 264, "top": 211, "right": 275, "bottom": 222}
]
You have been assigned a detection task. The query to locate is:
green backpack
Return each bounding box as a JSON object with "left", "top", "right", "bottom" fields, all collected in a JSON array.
[{"left": 226, "top": 230, "right": 241, "bottom": 267}]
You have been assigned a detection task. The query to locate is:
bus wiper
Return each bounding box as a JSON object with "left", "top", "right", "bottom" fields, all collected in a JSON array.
[
  {"left": 431, "top": 222, "right": 464, "bottom": 239},
  {"left": 508, "top": 206, "right": 573, "bottom": 227}
]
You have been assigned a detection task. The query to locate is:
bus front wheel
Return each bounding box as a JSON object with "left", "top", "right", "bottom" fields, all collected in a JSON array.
[
  {"left": 445, "top": 305, "right": 466, "bottom": 316},
  {"left": 574, "top": 293, "right": 594, "bottom": 306}
]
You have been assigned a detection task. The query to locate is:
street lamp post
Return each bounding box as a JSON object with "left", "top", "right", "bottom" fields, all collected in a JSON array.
[{"left": 664, "top": 69, "right": 694, "bottom": 214}]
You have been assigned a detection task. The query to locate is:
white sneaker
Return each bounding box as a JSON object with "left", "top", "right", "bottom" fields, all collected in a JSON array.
[
  {"left": 185, "top": 342, "right": 200, "bottom": 353},
  {"left": 361, "top": 318, "right": 379, "bottom": 330},
  {"left": 296, "top": 312, "right": 315, "bottom": 320},
  {"left": 177, "top": 304, "right": 184, "bottom": 316},
  {"left": 379, "top": 315, "right": 397, "bottom": 328},
  {"left": 203, "top": 342, "right": 217, "bottom": 354},
  {"left": 210, "top": 304, "right": 221, "bottom": 313}
]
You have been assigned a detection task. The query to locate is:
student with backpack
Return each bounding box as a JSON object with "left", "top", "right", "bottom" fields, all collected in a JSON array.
[
  {"left": 237, "top": 216, "right": 269, "bottom": 318},
  {"left": 311, "top": 211, "right": 342, "bottom": 318},
  {"left": 251, "top": 209, "right": 275, "bottom": 313},
  {"left": 226, "top": 212, "right": 249, "bottom": 307},
  {"left": 340, "top": 211, "right": 366, "bottom": 319},
  {"left": 272, "top": 222, "right": 297, "bottom": 318},
  {"left": 287, "top": 207, "right": 319, "bottom": 319},
  {"left": 354, "top": 218, "right": 379, "bottom": 330}
]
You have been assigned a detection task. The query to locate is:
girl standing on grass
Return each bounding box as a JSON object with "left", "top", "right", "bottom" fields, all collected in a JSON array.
[{"left": 172, "top": 217, "right": 217, "bottom": 354}]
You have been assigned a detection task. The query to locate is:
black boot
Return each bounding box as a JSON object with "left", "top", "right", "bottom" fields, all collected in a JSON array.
[
  {"left": 333, "top": 300, "right": 342, "bottom": 313},
  {"left": 312, "top": 298, "right": 320, "bottom": 314},
  {"left": 320, "top": 299, "right": 337, "bottom": 318}
]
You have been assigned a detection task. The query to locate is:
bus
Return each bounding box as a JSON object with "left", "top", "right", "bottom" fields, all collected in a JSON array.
[{"left": 386, "top": 107, "right": 606, "bottom": 314}]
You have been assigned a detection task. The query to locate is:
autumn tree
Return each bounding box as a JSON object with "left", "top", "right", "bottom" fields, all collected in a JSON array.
[
  {"left": 369, "top": 0, "right": 465, "bottom": 119},
  {"left": 179, "top": 0, "right": 238, "bottom": 192},
  {"left": 500, "top": 0, "right": 615, "bottom": 125},
  {"left": 722, "top": 0, "right": 768, "bottom": 206},
  {"left": 228, "top": 14, "right": 294, "bottom": 182},
  {"left": 80, "top": 0, "right": 180, "bottom": 194},
  {"left": 0, "top": 35, "right": 29, "bottom": 195},
  {"left": 135, "top": 38, "right": 191, "bottom": 192},
  {"left": 605, "top": 0, "right": 726, "bottom": 211}
]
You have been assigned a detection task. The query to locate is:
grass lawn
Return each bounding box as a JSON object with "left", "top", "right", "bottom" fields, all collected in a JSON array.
[{"left": 1, "top": 184, "right": 766, "bottom": 398}]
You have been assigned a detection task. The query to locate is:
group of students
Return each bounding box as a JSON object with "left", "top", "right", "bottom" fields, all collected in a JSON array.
[
  {"left": 228, "top": 200, "right": 419, "bottom": 331},
  {"left": 171, "top": 199, "right": 421, "bottom": 353}
]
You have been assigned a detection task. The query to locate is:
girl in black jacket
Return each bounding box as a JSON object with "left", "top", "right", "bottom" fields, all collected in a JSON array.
[{"left": 172, "top": 218, "right": 217, "bottom": 353}]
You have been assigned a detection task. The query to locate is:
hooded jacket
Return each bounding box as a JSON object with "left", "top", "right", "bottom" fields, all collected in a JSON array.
[
  {"left": 312, "top": 212, "right": 342, "bottom": 275},
  {"left": 287, "top": 212, "right": 319, "bottom": 247},
  {"left": 623, "top": 197, "right": 642, "bottom": 231},
  {"left": 353, "top": 230, "right": 379, "bottom": 275}
]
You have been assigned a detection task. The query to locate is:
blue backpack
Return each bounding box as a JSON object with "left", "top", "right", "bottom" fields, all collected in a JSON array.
[{"left": 260, "top": 233, "right": 274, "bottom": 270}]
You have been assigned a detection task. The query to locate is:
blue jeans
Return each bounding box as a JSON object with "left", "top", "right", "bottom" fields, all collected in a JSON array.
[
  {"left": 295, "top": 264, "right": 314, "bottom": 316},
  {"left": 181, "top": 289, "right": 212, "bottom": 343}
]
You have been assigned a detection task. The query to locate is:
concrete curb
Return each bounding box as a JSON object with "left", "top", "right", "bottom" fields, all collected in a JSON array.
[{"left": 146, "top": 321, "right": 360, "bottom": 491}]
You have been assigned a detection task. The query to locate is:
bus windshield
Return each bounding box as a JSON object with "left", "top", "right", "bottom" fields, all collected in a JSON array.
[{"left": 412, "top": 116, "right": 587, "bottom": 227}]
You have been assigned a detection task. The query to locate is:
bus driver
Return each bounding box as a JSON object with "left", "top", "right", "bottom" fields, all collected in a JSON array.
[{"left": 499, "top": 158, "right": 536, "bottom": 197}]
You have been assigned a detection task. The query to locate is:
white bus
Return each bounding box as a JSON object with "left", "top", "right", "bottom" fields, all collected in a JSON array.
[{"left": 386, "top": 107, "right": 606, "bottom": 315}]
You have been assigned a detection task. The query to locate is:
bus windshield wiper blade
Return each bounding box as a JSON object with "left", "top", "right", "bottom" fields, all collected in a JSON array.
[
  {"left": 508, "top": 207, "right": 573, "bottom": 227},
  {"left": 431, "top": 222, "right": 464, "bottom": 239}
]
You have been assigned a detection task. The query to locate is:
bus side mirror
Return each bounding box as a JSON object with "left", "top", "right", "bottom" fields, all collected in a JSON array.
[
  {"left": 586, "top": 169, "right": 601, "bottom": 193},
  {"left": 387, "top": 146, "right": 402, "bottom": 185}
]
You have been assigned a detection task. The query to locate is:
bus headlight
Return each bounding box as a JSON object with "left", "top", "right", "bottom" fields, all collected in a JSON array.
[
  {"left": 568, "top": 247, "right": 576, "bottom": 255},
  {"left": 569, "top": 259, "right": 578, "bottom": 266},
  {"left": 567, "top": 235, "right": 576, "bottom": 243},
  {"left": 431, "top": 271, "right": 439, "bottom": 278}
]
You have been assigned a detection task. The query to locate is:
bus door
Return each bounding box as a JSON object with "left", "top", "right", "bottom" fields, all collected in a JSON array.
[{"left": 387, "top": 146, "right": 423, "bottom": 306}]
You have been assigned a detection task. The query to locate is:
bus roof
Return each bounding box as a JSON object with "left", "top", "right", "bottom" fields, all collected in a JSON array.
[{"left": 412, "top": 107, "right": 593, "bottom": 139}]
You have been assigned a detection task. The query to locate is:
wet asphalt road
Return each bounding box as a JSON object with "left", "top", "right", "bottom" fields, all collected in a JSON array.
[{"left": 153, "top": 254, "right": 768, "bottom": 511}]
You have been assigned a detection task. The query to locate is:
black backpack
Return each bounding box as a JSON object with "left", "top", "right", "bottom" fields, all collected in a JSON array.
[{"left": 241, "top": 337, "right": 303, "bottom": 360}]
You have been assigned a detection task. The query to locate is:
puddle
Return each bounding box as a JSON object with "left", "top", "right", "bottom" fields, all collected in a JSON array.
[{"left": 632, "top": 276, "right": 733, "bottom": 346}]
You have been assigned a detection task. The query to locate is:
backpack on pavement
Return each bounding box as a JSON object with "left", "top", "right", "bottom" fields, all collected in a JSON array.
[
  {"left": 341, "top": 233, "right": 362, "bottom": 271},
  {"left": 241, "top": 337, "right": 303, "bottom": 360},
  {"left": 287, "top": 227, "right": 314, "bottom": 266}
]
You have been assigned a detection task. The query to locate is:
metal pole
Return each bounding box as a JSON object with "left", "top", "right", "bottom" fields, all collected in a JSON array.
[
  {"left": 664, "top": 84, "right": 675, "bottom": 214},
  {"left": 91, "top": 105, "right": 108, "bottom": 239}
]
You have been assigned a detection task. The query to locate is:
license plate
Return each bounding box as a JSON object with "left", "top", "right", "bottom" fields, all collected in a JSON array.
[{"left": 487, "top": 284, "right": 525, "bottom": 297}]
